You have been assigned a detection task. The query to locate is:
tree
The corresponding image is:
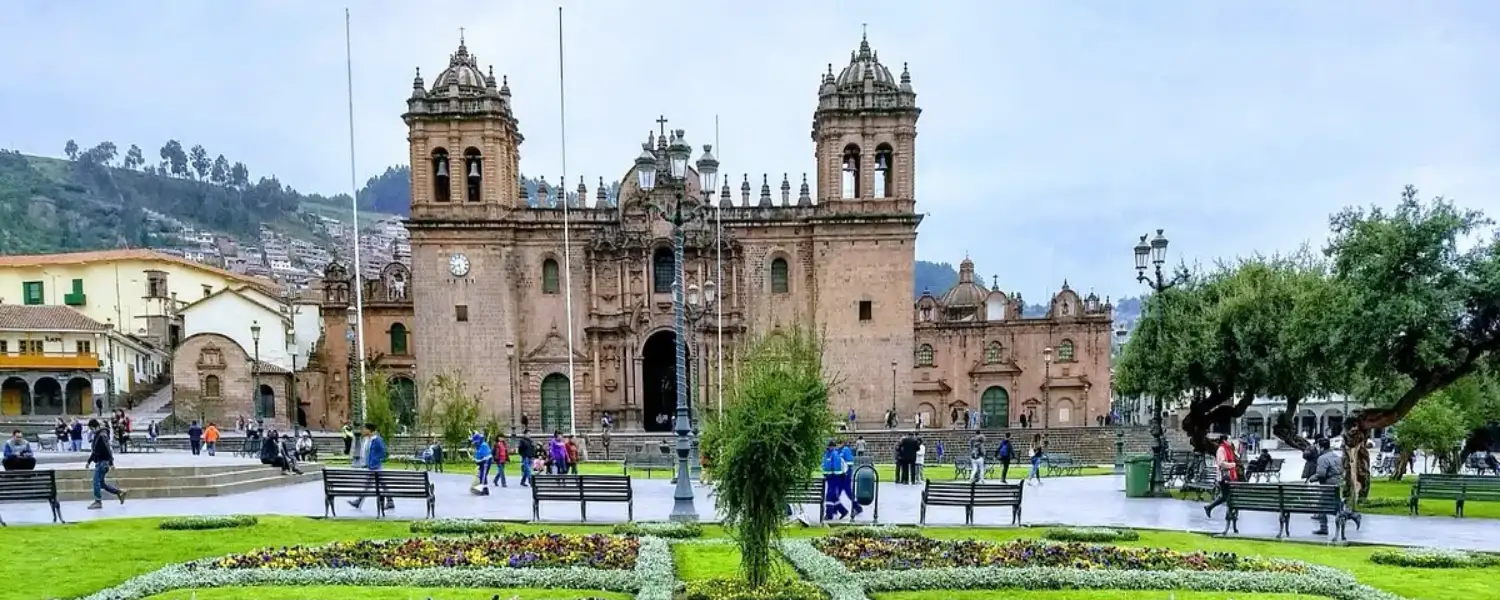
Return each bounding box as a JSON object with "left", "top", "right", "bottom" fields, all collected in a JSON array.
[
  {"left": 123, "top": 145, "right": 144, "bottom": 170},
  {"left": 1392, "top": 395, "right": 1468, "bottom": 474},
  {"left": 362, "top": 369, "right": 398, "bottom": 442},
  {"left": 1323, "top": 186, "right": 1500, "bottom": 499},
  {"left": 229, "top": 161, "right": 249, "bottom": 188},
  {"left": 422, "top": 372, "right": 485, "bottom": 451},
  {"left": 160, "top": 140, "right": 188, "bottom": 177},
  {"left": 702, "top": 327, "right": 836, "bottom": 588},
  {"left": 64, "top": 140, "right": 78, "bottom": 161},
  {"left": 189, "top": 144, "right": 211, "bottom": 180},
  {"left": 211, "top": 154, "right": 230, "bottom": 185}
]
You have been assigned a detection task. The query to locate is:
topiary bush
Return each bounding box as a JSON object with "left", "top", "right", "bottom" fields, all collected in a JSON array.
[
  {"left": 1369, "top": 547, "right": 1499, "bottom": 568},
  {"left": 408, "top": 518, "right": 507, "bottom": 535},
  {"left": 1041, "top": 527, "right": 1141, "bottom": 542},
  {"left": 612, "top": 521, "right": 703, "bottom": 539},
  {"left": 157, "top": 515, "right": 258, "bottom": 531}
]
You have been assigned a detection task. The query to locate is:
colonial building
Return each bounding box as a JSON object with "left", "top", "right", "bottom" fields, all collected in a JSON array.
[
  {"left": 913, "top": 259, "right": 1114, "bottom": 428},
  {"left": 0, "top": 305, "right": 167, "bottom": 416},
  {"left": 400, "top": 34, "right": 1111, "bottom": 432},
  {"left": 313, "top": 261, "right": 416, "bottom": 430}
]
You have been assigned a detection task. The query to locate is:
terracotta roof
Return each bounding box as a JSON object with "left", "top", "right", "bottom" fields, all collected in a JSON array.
[
  {"left": 0, "top": 305, "right": 107, "bottom": 332},
  {"left": 0, "top": 249, "right": 277, "bottom": 292}
]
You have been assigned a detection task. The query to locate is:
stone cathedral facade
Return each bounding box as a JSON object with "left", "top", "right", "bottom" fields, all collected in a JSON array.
[{"left": 401, "top": 35, "right": 1113, "bottom": 433}]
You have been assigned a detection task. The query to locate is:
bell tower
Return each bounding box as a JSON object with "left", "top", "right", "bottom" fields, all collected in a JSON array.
[
  {"left": 811, "top": 31, "right": 920, "bottom": 206},
  {"left": 404, "top": 35, "right": 524, "bottom": 218}
]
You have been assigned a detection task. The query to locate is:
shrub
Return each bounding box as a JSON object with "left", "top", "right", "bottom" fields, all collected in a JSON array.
[
  {"left": 157, "top": 515, "right": 258, "bottom": 531},
  {"left": 612, "top": 521, "right": 703, "bottom": 539},
  {"left": 680, "top": 578, "right": 827, "bottom": 600},
  {"left": 1369, "top": 547, "right": 1500, "bottom": 568},
  {"left": 409, "top": 518, "right": 507, "bottom": 535},
  {"left": 1040, "top": 527, "right": 1140, "bottom": 542},
  {"left": 828, "top": 525, "right": 923, "bottom": 540}
]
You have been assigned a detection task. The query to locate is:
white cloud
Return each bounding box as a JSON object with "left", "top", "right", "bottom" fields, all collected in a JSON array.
[{"left": 1, "top": 0, "right": 1495, "bottom": 300}]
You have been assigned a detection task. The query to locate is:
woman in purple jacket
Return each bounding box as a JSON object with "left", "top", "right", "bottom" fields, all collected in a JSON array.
[{"left": 548, "top": 430, "right": 569, "bottom": 474}]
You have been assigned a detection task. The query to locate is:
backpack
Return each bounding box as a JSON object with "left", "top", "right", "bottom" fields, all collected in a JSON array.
[{"left": 997, "top": 440, "right": 1013, "bottom": 460}]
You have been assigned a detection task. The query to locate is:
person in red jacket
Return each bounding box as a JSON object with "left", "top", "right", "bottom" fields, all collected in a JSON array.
[{"left": 491, "top": 435, "right": 510, "bottom": 488}]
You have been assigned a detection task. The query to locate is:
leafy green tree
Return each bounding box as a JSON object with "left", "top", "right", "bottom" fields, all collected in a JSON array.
[
  {"left": 64, "top": 140, "right": 78, "bottom": 161},
  {"left": 210, "top": 154, "right": 229, "bottom": 185},
  {"left": 160, "top": 140, "right": 188, "bottom": 177},
  {"left": 702, "top": 327, "right": 835, "bottom": 588},
  {"left": 1392, "top": 395, "right": 1468, "bottom": 473},
  {"left": 189, "top": 144, "right": 210, "bottom": 180},
  {"left": 230, "top": 161, "right": 249, "bottom": 188},
  {"left": 422, "top": 372, "right": 485, "bottom": 451},
  {"left": 123, "top": 144, "right": 144, "bottom": 170},
  {"left": 1323, "top": 186, "right": 1500, "bottom": 498}
]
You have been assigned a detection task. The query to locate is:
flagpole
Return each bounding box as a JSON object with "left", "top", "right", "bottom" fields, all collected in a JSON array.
[
  {"left": 558, "top": 5, "right": 578, "bottom": 436},
  {"left": 714, "top": 115, "right": 723, "bottom": 421},
  {"left": 344, "top": 7, "right": 368, "bottom": 425}
]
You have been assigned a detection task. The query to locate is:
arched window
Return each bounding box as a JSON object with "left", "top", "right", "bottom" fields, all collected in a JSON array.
[
  {"left": 840, "top": 145, "right": 861, "bottom": 199},
  {"left": 203, "top": 375, "right": 221, "bottom": 398},
  {"left": 985, "top": 341, "right": 1002, "bottom": 364},
  {"left": 390, "top": 323, "right": 409, "bottom": 355},
  {"left": 915, "top": 343, "right": 934, "bottom": 367},
  {"left": 463, "top": 147, "right": 483, "bottom": 203},
  {"left": 770, "top": 257, "right": 789, "bottom": 294},
  {"left": 540, "top": 373, "right": 573, "bottom": 433},
  {"left": 431, "top": 148, "right": 451, "bottom": 202},
  {"left": 1058, "top": 339, "right": 1076, "bottom": 362},
  {"left": 874, "top": 144, "right": 893, "bottom": 198},
  {"left": 652, "top": 247, "right": 675, "bottom": 294},
  {"left": 542, "top": 258, "right": 560, "bottom": 294}
]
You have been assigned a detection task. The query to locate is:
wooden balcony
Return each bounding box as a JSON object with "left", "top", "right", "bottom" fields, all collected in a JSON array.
[{"left": 0, "top": 352, "right": 100, "bottom": 371}]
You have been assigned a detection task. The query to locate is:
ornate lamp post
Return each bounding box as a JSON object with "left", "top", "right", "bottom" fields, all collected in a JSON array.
[
  {"left": 1042, "top": 346, "right": 1053, "bottom": 429},
  {"left": 635, "top": 124, "right": 718, "bottom": 522},
  {"left": 683, "top": 279, "right": 717, "bottom": 481},
  {"left": 1133, "top": 228, "right": 1185, "bottom": 498},
  {"left": 250, "top": 320, "right": 262, "bottom": 420},
  {"left": 890, "top": 360, "right": 897, "bottom": 419}
]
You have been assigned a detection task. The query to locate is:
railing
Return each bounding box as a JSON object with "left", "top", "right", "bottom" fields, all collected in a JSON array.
[{"left": 0, "top": 352, "right": 100, "bottom": 370}]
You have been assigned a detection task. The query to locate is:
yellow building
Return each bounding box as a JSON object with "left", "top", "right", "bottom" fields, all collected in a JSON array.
[
  {"left": 0, "top": 305, "right": 168, "bottom": 416},
  {"left": 0, "top": 249, "right": 275, "bottom": 350}
]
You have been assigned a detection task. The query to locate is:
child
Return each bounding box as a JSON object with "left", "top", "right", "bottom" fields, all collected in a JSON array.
[
  {"left": 532, "top": 455, "right": 546, "bottom": 477},
  {"left": 491, "top": 436, "right": 510, "bottom": 488}
]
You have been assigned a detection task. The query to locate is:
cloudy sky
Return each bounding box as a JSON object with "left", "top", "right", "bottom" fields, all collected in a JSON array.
[{"left": 2, "top": 1, "right": 1496, "bottom": 300}]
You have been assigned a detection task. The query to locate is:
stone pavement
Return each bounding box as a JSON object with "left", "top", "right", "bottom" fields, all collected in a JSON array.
[{"left": 4, "top": 454, "right": 1495, "bottom": 552}]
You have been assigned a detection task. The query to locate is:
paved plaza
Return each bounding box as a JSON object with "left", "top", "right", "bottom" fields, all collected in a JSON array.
[{"left": 4, "top": 450, "right": 1496, "bottom": 552}]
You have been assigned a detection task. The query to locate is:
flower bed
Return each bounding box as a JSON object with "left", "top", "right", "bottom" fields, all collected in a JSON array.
[
  {"left": 202, "top": 534, "right": 638, "bottom": 570},
  {"left": 158, "top": 515, "right": 258, "bottom": 531},
  {"left": 1040, "top": 527, "right": 1140, "bottom": 543},
  {"left": 782, "top": 537, "right": 1410, "bottom": 600},
  {"left": 814, "top": 537, "right": 1300, "bottom": 573},
  {"left": 1369, "top": 547, "right": 1500, "bottom": 568},
  {"left": 680, "top": 577, "right": 827, "bottom": 600},
  {"left": 80, "top": 535, "right": 672, "bottom": 600},
  {"left": 409, "top": 518, "right": 508, "bottom": 535}
]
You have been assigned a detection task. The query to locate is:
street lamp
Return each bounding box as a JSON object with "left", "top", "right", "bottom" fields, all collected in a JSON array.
[
  {"left": 890, "top": 360, "right": 897, "bottom": 418},
  {"left": 289, "top": 330, "right": 300, "bottom": 434},
  {"left": 1042, "top": 346, "right": 1053, "bottom": 429},
  {"left": 506, "top": 342, "right": 517, "bottom": 437},
  {"left": 636, "top": 124, "right": 717, "bottom": 523},
  {"left": 102, "top": 319, "right": 115, "bottom": 416},
  {"left": 683, "top": 279, "right": 718, "bottom": 481},
  {"left": 1132, "top": 228, "right": 1186, "bottom": 498},
  {"left": 250, "top": 320, "right": 262, "bottom": 421}
]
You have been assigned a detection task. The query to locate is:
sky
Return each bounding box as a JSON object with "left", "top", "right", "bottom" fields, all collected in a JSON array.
[{"left": 1, "top": 1, "right": 1497, "bottom": 301}]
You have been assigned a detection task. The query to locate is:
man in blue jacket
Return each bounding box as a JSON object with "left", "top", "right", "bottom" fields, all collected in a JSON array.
[
  {"left": 839, "top": 440, "right": 861, "bottom": 518},
  {"left": 821, "top": 441, "right": 849, "bottom": 521},
  {"left": 348, "top": 423, "right": 392, "bottom": 511}
]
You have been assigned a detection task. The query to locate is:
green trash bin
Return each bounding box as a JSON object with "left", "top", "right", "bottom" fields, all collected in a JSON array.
[{"left": 1124, "top": 454, "right": 1154, "bottom": 498}]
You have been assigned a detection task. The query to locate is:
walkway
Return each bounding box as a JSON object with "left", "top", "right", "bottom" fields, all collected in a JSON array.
[{"left": 3, "top": 451, "right": 1492, "bottom": 551}]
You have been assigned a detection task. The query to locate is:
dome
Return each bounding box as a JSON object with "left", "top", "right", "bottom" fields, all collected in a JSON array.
[
  {"left": 430, "top": 39, "right": 490, "bottom": 96},
  {"left": 834, "top": 33, "right": 898, "bottom": 89},
  {"left": 938, "top": 258, "right": 988, "bottom": 307}
]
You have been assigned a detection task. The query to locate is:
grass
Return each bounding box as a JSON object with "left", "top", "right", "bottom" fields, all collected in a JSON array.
[
  {"left": 5, "top": 516, "right": 1492, "bottom": 600},
  {"left": 145, "top": 588, "right": 626, "bottom": 599},
  {"left": 875, "top": 593, "right": 1315, "bottom": 600}
]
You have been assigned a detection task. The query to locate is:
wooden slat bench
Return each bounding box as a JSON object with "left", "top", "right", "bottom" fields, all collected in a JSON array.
[
  {"left": 322, "top": 468, "right": 378, "bottom": 517},
  {"left": 920, "top": 480, "right": 1023, "bottom": 525},
  {"left": 1410, "top": 473, "right": 1500, "bottom": 518},
  {"left": 1179, "top": 459, "right": 1218, "bottom": 500},
  {"left": 1222, "top": 482, "right": 1351, "bottom": 541},
  {"left": 531, "top": 474, "right": 633, "bottom": 521},
  {"left": 622, "top": 451, "right": 675, "bottom": 478},
  {"left": 1044, "top": 453, "right": 1084, "bottom": 476},
  {"left": 1246, "top": 458, "right": 1285, "bottom": 482},
  {"left": 322, "top": 468, "right": 435, "bottom": 519},
  {"left": 785, "top": 479, "right": 827, "bottom": 523},
  {"left": 951, "top": 457, "right": 995, "bottom": 481},
  {"left": 0, "top": 470, "right": 63, "bottom": 526}
]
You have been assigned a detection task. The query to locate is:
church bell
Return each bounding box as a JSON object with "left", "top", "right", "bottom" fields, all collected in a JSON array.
[
  {"left": 468, "top": 161, "right": 481, "bottom": 179},
  {"left": 435, "top": 159, "right": 448, "bottom": 178}
]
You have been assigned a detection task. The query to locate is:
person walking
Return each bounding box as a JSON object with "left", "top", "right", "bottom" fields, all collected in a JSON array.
[
  {"left": 839, "top": 440, "right": 861, "bottom": 518},
  {"left": 204, "top": 422, "right": 220, "bottom": 456},
  {"left": 69, "top": 418, "right": 84, "bottom": 452},
  {"left": 470, "top": 433, "right": 492, "bottom": 495},
  {"left": 548, "top": 431, "right": 568, "bottom": 475},
  {"left": 996, "top": 433, "right": 1014, "bottom": 483},
  {"left": 341, "top": 423, "right": 355, "bottom": 455},
  {"left": 915, "top": 438, "right": 926, "bottom": 483},
  {"left": 85, "top": 419, "right": 127, "bottom": 509},
  {"left": 491, "top": 435, "right": 510, "bottom": 488},
  {"left": 1306, "top": 437, "right": 1344, "bottom": 535},
  {"left": 895, "top": 433, "right": 917, "bottom": 484},
  {"left": 821, "top": 441, "right": 849, "bottom": 521},
  {"left": 187, "top": 420, "right": 203, "bottom": 456},
  {"left": 1203, "top": 434, "right": 1241, "bottom": 517},
  {"left": 347, "top": 423, "right": 391, "bottom": 511},
  {"left": 517, "top": 434, "right": 536, "bottom": 486},
  {"left": 967, "top": 431, "right": 987, "bottom": 483},
  {"left": 1026, "top": 435, "right": 1045, "bottom": 486},
  {"left": 565, "top": 435, "right": 580, "bottom": 475}
]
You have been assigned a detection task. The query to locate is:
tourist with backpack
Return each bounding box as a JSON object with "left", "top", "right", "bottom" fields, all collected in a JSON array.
[{"left": 995, "top": 433, "right": 1014, "bottom": 483}]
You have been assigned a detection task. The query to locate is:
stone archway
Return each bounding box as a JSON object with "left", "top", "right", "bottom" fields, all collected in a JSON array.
[
  {"left": 1, "top": 377, "right": 29, "bottom": 416},
  {"left": 34, "top": 377, "right": 63, "bottom": 415},
  {"left": 64, "top": 377, "right": 92, "bottom": 416},
  {"left": 642, "top": 330, "right": 685, "bottom": 432}
]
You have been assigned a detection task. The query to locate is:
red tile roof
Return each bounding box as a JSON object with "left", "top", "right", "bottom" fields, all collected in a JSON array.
[{"left": 0, "top": 305, "right": 107, "bottom": 332}]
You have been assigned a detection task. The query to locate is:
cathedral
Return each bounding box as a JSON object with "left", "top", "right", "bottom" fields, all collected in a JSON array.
[{"left": 398, "top": 34, "right": 1113, "bottom": 433}]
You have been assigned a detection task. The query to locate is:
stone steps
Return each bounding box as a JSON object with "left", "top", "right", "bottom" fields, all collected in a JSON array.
[{"left": 51, "top": 464, "right": 323, "bottom": 501}]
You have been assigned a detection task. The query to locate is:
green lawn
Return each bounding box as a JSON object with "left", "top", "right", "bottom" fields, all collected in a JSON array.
[
  {"left": 146, "top": 588, "right": 627, "bottom": 600},
  {"left": 876, "top": 593, "right": 1313, "bottom": 600},
  {"left": 5, "top": 516, "right": 1491, "bottom": 600}
]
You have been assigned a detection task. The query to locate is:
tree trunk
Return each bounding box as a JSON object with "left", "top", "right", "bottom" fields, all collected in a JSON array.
[
  {"left": 1391, "top": 447, "right": 1414, "bottom": 481},
  {"left": 1180, "top": 390, "right": 1245, "bottom": 454},
  {"left": 1342, "top": 425, "right": 1371, "bottom": 505},
  {"left": 1271, "top": 396, "right": 1312, "bottom": 452}
]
